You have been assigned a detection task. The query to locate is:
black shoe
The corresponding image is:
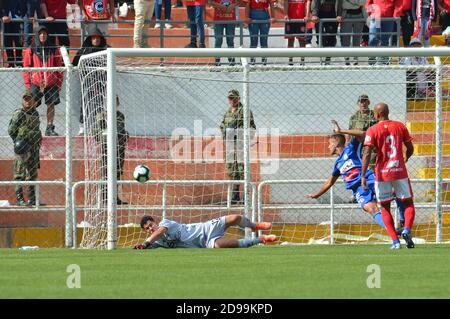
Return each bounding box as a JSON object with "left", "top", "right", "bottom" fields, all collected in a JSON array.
[
  {"left": 401, "top": 231, "right": 415, "bottom": 249},
  {"left": 16, "top": 189, "right": 26, "bottom": 206},
  {"left": 288, "top": 58, "right": 294, "bottom": 66},
  {"left": 185, "top": 42, "right": 197, "bottom": 48},
  {"left": 250, "top": 58, "right": 255, "bottom": 65},
  {"left": 215, "top": 58, "right": 221, "bottom": 66},
  {"left": 16, "top": 199, "right": 27, "bottom": 206},
  {"left": 228, "top": 58, "right": 235, "bottom": 66},
  {"left": 45, "top": 124, "right": 59, "bottom": 136},
  {"left": 27, "top": 200, "right": 46, "bottom": 206},
  {"left": 262, "top": 58, "right": 267, "bottom": 65},
  {"left": 117, "top": 198, "right": 128, "bottom": 205},
  {"left": 199, "top": 43, "right": 206, "bottom": 48}
]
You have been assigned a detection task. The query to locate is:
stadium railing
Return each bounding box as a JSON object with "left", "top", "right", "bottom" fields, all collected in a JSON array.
[{"left": 0, "top": 17, "right": 402, "bottom": 66}]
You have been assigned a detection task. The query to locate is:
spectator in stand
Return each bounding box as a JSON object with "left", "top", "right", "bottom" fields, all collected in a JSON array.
[
  {"left": 337, "top": 0, "right": 366, "bottom": 65},
  {"left": 366, "top": 0, "right": 403, "bottom": 48},
  {"left": 284, "top": 0, "right": 310, "bottom": 65},
  {"left": 78, "top": 0, "right": 116, "bottom": 37},
  {"left": 412, "top": 0, "right": 436, "bottom": 47},
  {"left": 439, "top": 0, "right": 450, "bottom": 33},
  {"left": 41, "top": 0, "right": 77, "bottom": 47},
  {"left": 133, "top": 0, "right": 155, "bottom": 48},
  {"left": 72, "top": 28, "right": 109, "bottom": 135},
  {"left": 210, "top": 0, "right": 240, "bottom": 65},
  {"left": 399, "top": 0, "right": 414, "bottom": 46},
  {"left": 400, "top": 38, "right": 432, "bottom": 98},
  {"left": 1, "top": 0, "right": 25, "bottom": 67},
  {"left": 24, "top": 0, "right": 43, "bottom": 47},
  {"left": 245, "top": 0, "right": 276, "bottom": 65},
  {"left": 155, "top": 0, "right": 173, "bottom": 28},
  {"left": 311, "top": 0, "right": 338, "bottom": 65},
  {"left": 23, "top": 26, "right": 64, "bottom": 136},
  {"left": 185, "top": 0, "right": 207, "bottom": 47}
]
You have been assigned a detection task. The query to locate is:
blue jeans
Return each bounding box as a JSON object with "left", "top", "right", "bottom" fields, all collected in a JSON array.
[
  {"left": 187, "top": 5, "right": 205, "bottom": 45},
  {"left": 214, "top": 23, "right": 235, "bottom": 48},
  {"left": 419, "top": 7, "right": 431, "bottom": 46},
  {"left": 249, "top": 9, "right": 270, "bottom": 49},
  {"left": 25, "top": 0, "right": 42, "bottom": 46},
  {"left": 369, "top": 19, "right": 395, "bottom": 47},
  {"left": 155, "top": 0, "right": 172, "bottom": 21}
]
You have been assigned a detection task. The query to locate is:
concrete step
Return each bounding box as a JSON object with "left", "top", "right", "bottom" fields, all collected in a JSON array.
[
  {"left": 406, "top": 121, "right": 450, "bottom": 133},
  {"left": 418, "top": 167, "right": 450, "bottom": 179},
  {"left": 0, "top": 134, "right": 331, "bottom": 160},
  {"left": 414, "top": 143, "right": 450, "bottom": 155},
  {"left": 407, "top": 99, "right": 450, "bottom": 112}
]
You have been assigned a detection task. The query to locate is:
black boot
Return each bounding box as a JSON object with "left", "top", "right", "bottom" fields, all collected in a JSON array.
[
  {"left": 117, "top": 197, "right": 128, "bottom": 205},
  {"left": 16, "top": 188, "right": 26, "bottom": 206},
  {"left": 231, "top": 185, "right": 240, "bottom": 205},
  {"left": 45, "top": 124, "right": 59, "bottom": 136},
  {"left": 27, "top": 186, "right": 45, "bottom": 206}
]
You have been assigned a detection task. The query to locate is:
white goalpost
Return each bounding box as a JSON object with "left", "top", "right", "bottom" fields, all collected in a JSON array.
[{"left": 77, "top": 47, "right": 450, "bottom": 249}]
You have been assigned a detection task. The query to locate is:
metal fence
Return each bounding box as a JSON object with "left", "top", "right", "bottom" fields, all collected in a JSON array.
[{"left": 1, "top": 47, "right": 449, "bottom": 249}]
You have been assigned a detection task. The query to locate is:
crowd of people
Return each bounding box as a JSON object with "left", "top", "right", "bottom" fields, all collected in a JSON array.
[{"left": 1, "top": 1, "right": 450, "bottom": 66}]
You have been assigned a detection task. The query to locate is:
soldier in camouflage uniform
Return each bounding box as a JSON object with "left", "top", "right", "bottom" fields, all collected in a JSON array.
[
  {"left": 8, "top": 91, "right": 42, "bottom": 206},
  {"left": 348, "top": 94, "right": 377, "bottom": 171},
  {"left": 220, "top": 89, "right": 256, "bottom": 204},
  {"left": 94, "top": 96, "right": 129, "bottom": 205}
]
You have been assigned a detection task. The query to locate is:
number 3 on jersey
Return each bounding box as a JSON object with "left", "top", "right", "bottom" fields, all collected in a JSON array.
[{"left": 386, "top": 135, "right": 397, "bottom": 159}]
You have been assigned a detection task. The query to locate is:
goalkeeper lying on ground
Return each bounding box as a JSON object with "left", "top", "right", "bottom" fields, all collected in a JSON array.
[{"left": 134, "top": 214, "right": 277, "bottom": 249}]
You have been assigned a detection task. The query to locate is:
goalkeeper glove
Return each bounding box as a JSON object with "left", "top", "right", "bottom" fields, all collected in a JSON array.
[{"left": 134, "top": 242, "right": 151, "bottom": 250}]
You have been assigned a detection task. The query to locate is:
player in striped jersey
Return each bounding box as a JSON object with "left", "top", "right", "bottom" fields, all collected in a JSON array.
[{"left": 305, "top": 120, "right": 389, "bottom": 229}]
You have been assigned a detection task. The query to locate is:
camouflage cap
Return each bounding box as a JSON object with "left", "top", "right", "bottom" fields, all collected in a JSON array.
[
  {"left": 228, "top": 89, "right": 240, "bottom": 98},
  {"left": 22, "top": 90, "right": 34, "bottom": 99},
  {"left": 357, "top": 94, "right": 369, "bottom": 102}
]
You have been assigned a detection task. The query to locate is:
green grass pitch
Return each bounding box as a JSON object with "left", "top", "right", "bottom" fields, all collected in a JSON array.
[{"left": 1, "top": 245, "right": 450, "bottom": 298}]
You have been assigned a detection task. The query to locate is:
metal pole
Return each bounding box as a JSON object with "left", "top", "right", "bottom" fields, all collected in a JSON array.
[
  {"left": 162, "top": 183, "right": 167, "bottom": 220},
  {"left": 251, "top": 184, "right": 256, "bottom": 239},
  {"left": 239, "top": 21, "right": 244, "bottom": 47},
  {"left": 396, "top": 18, "right": 400, "bottom": 47},
  {"left": 330, "top": 186, "right": 335, "bottom": 245},
  {"left": 106, "top": 49, "right": 118, "bottom": 250},
  {"left": 257, "top": 182, "right": 264, "bottom": 238},
  {"left": 434, "top": 57, "right": 443, "bottom": 242},
  {"left": 242, "top": 57, "right": 251, "bottom": 239},
  {"left": 1, "top": 22, "right": 4, "bottom": 66},
  {"left": 64, "top": 56, "right": 74, "bottom": 248}
]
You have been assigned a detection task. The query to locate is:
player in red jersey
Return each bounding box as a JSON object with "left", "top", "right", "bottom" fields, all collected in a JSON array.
[
  {"left": 361, "top": 103, "right": 415, "bottom": 249},
  {"left": 284, "top": 0, "right": 310, "bottom": 65}
]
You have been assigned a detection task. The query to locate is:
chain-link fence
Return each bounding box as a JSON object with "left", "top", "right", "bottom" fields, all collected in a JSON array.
[{"left": 2, "top": 48, "right": 450, "bottom": 248}]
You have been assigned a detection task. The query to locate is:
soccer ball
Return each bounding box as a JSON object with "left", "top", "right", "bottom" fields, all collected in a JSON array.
[{"left": 133, "top": 164, "right": 151, "bottom": 183}]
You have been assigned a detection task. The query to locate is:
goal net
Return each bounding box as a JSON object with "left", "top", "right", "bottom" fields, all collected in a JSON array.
[{"left": 77, "top": 48, "right": 450, "bottom": 249}]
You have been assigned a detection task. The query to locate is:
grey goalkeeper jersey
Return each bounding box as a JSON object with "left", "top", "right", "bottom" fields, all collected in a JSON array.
[{"left": 152, "top": 219, "right": 208, "bottom": 248}]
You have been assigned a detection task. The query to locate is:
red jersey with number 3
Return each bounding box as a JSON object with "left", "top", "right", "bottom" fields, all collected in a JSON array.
[
  {"left": 287, "top": 0, "right": 308, "bottom": 19},
  {"left": 364, "top": 120, "right": 413, "bottom": 181}
]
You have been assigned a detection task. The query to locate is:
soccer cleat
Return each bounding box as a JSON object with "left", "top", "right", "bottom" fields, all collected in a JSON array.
[
  {"left": 255, "top": 222, "right": 272, "bottom": 230},
  {"left": 390, "top": 242, "right": 401, "bottom": 250},
  {"left": 260, "top": 234, "right": 277, "bottom": 243},
  {"left": 401, "top": 230, "right": 415, "bottom": 249}
]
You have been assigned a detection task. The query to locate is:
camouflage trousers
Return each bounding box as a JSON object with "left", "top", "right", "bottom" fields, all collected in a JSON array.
[
  {"left": 224, "top": 143, "right": 244, "bottom": 180},
  {"left": 100, "top": 144, "right": 126, "bottom": 180},
  {"left": 13, "top": 148, "right": 40, "bottom": 192}
]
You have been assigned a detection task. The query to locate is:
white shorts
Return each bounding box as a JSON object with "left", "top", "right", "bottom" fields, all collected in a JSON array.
[
  {"left": 375, "top": 178, "right": 414, "bottom": 204},
  {"left": 204, "top": 216, "right": 227, "bottom": 248}
]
